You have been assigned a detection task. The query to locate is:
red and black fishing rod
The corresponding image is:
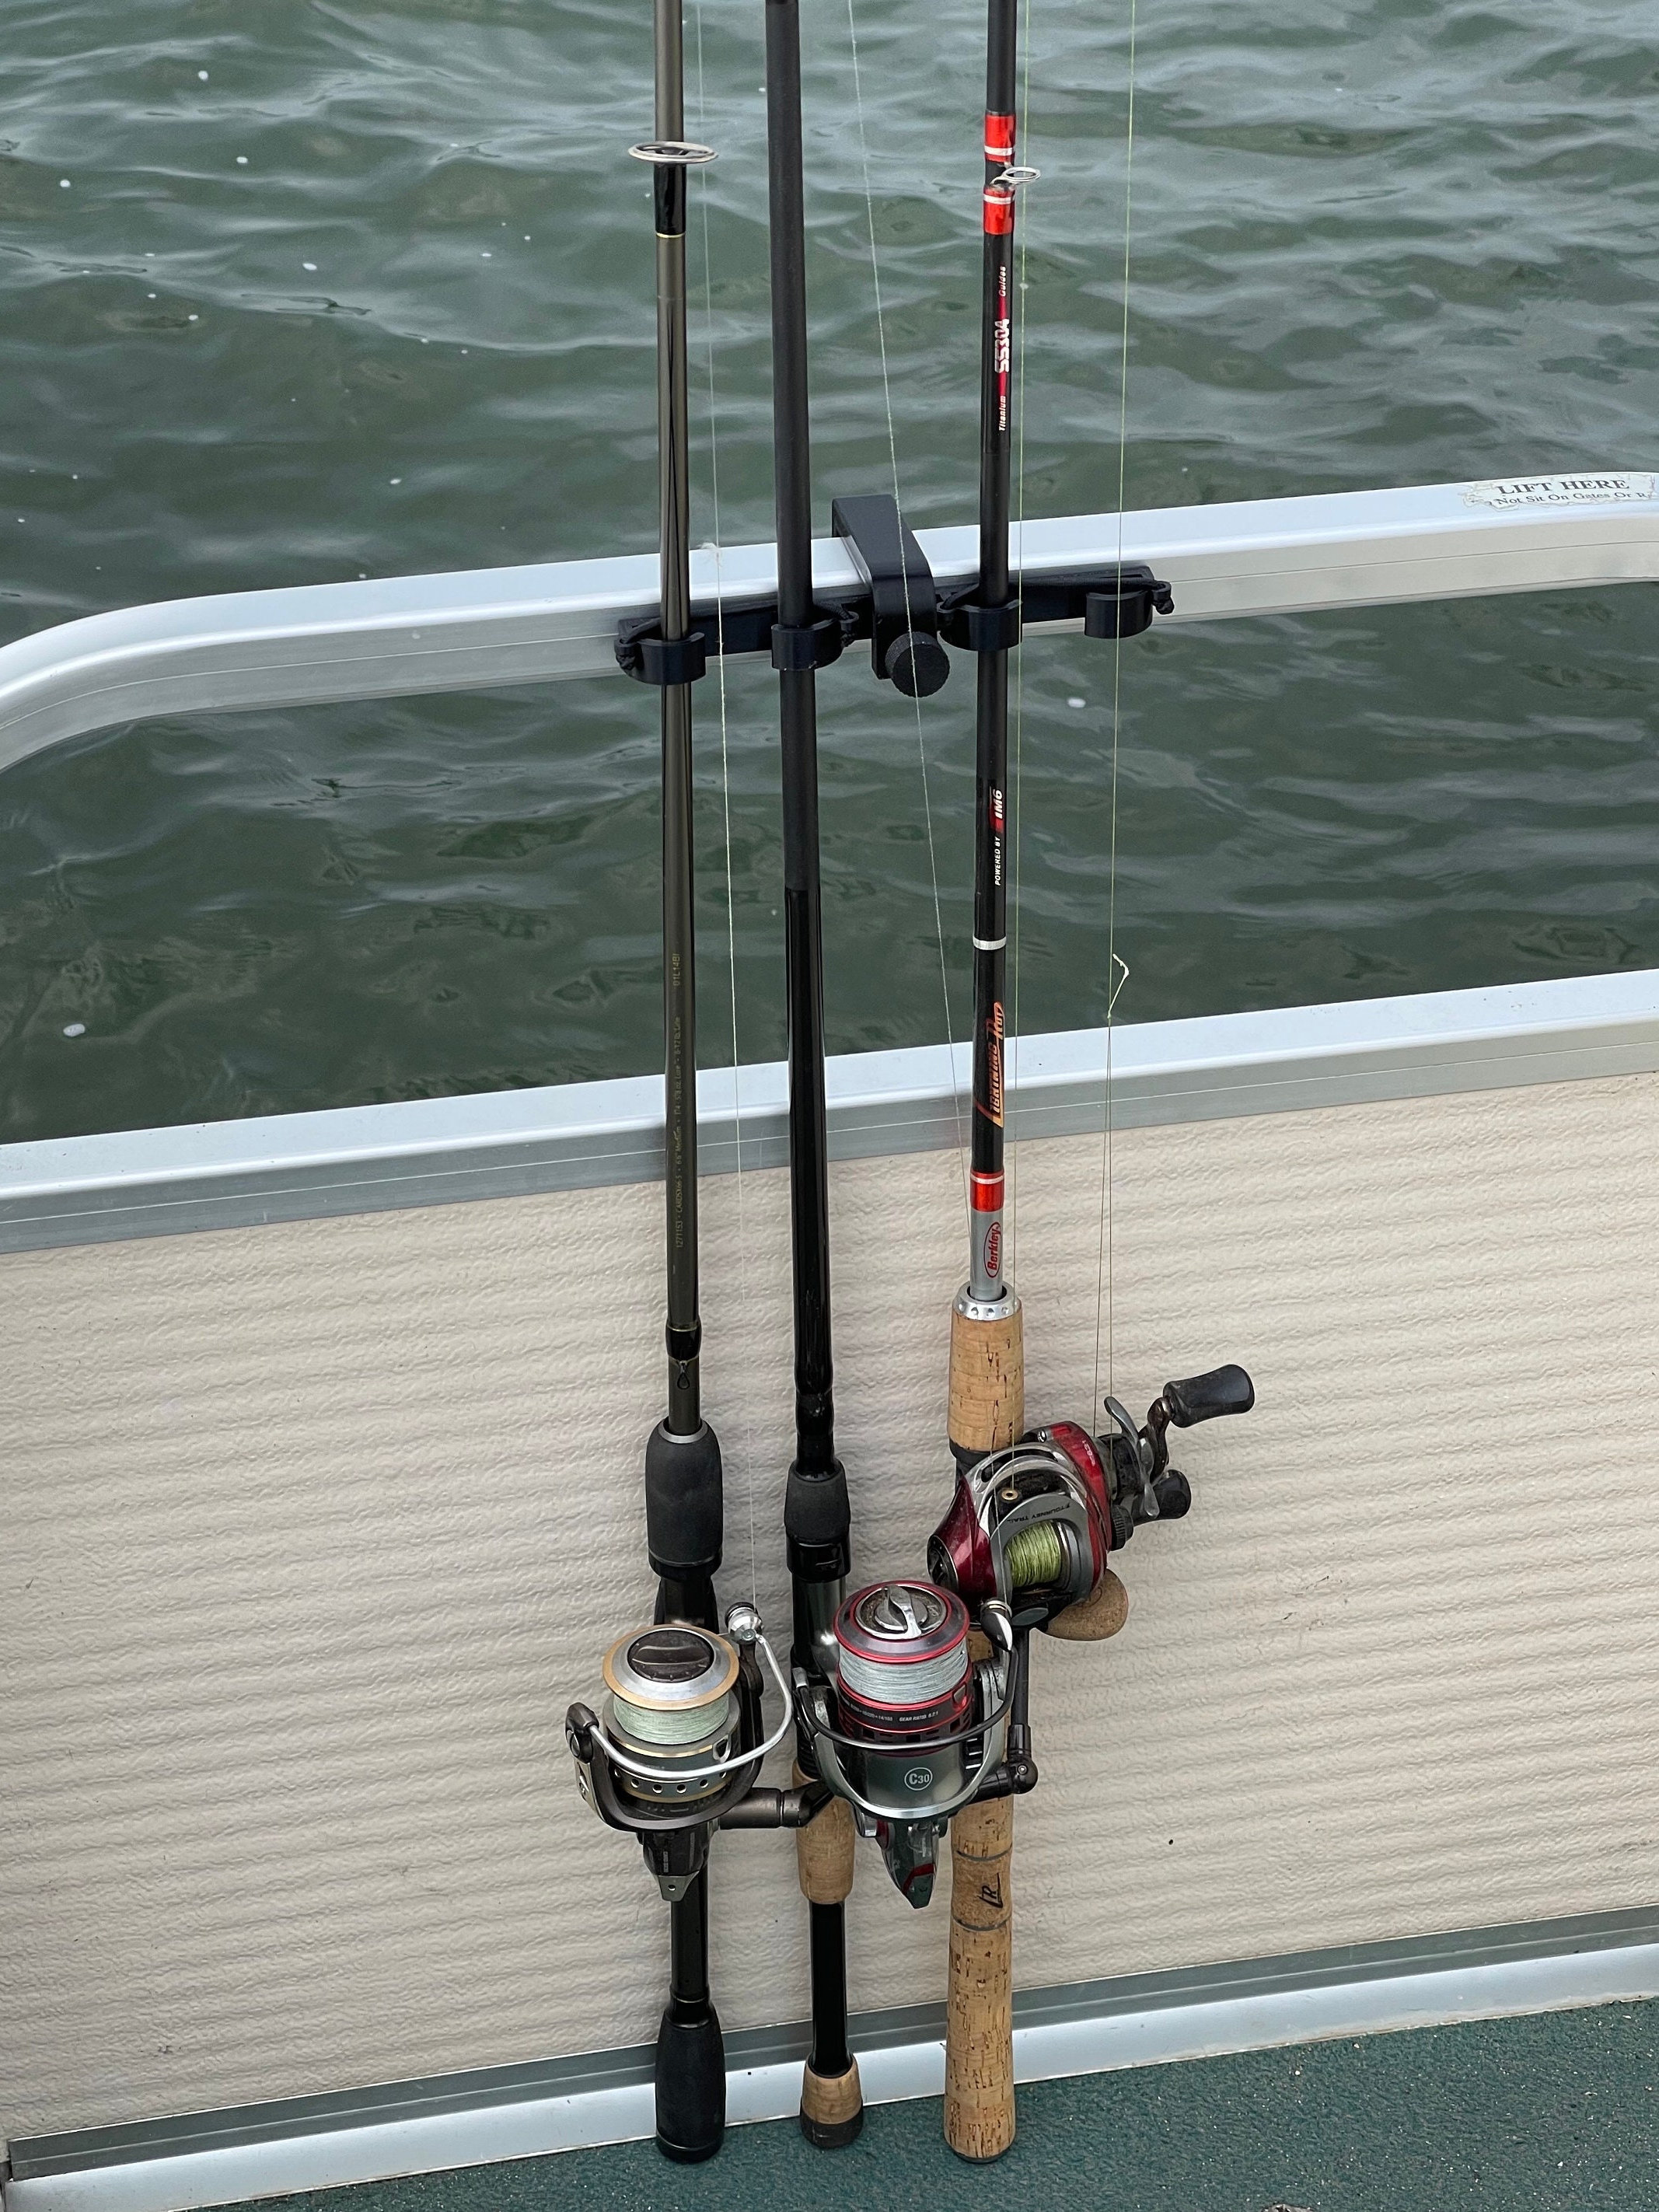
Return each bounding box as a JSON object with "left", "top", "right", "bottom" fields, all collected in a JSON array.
[
  {"left": 936, "top": 0, "right": 1033, "bottom": 2161},
  {"left": 943, "top": 0, "right": 1036, "bottom": 1491},
  {"left": 967, "top": 0, "right": 1027, "bottom": 1327}
]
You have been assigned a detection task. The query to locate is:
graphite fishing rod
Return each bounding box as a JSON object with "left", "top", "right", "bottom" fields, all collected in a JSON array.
[
  {"left": 567, "top": 0, "right": 878, "bottom": 2165},
  {"left": 924, "top": 0, "right": 1259, "bottom": 2161},
  {"left": 570, "top": 1, "right": 1255, "bottom": 2165},
  {"left": 627, "top": 5, "right": 735, "bottom": 2147},
  {"left": 564, "top": 1, "right": 828, "bottom": 2168},
  {"left": 936, "top": 0, "right": 1032, "bottom": 2160},
  {"left": 763, "top": 0, "right": 865, "bottom": 2149},
  {"left": 623, "top": 33, "right": 731, "bottom": 2154}
]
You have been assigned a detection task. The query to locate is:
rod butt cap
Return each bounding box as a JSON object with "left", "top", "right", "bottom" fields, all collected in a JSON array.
[{"left": 799, "top": 2058, "right": 864, "bottom": 2147}]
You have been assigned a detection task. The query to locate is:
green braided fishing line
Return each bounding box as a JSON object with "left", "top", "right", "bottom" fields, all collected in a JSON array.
[{"left": 1006, "top": 1521, "right": 1065, "bottom": 1588}]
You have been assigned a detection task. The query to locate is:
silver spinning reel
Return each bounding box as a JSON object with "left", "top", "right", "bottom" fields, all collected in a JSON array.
[
  {"left": 566, "top": 1603, "right": 795, "bottom": 1899},
  {"left": 793, "top": 1577, "right": 1016, "bottom": 1907}
]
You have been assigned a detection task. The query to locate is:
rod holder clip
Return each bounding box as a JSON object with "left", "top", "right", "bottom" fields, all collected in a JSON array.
[
  {"left": 770, "top": 611, "right": 849, "bottom": 673},
  {"left": 938, "top": 561, "right": 1175, "bottom": 652},
  {"left": 830, "top": 494, "right": 951, "bottom": 697},
  {"left": 938, "top": 591, "right": 1022, "bottom": 654},
  {"left": 1083, "top": 567, "right": 1175, "bottom": 639},
  {"left": 615, "top": 620, "right": 709, "bottom": 687}
]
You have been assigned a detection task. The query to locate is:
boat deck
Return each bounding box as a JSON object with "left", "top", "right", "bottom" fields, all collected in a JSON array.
[{"left": 248, "top": 2001, "right": 1657, "bottom": 2212}]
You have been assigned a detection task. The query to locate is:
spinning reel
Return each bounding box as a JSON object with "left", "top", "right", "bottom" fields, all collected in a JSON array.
[
  {"left": 789, "top": 1366, "right": 1253, "bottom": 1906},
  {"left": 795, "top": 1578, "right": 1016, "bottom": 1907},
  {"left": 566, "top": 1603, "right": 800, "bottom": 1899},
  {"left": 930, "top": 1364, "right": 1256, "bottom": 1630}
]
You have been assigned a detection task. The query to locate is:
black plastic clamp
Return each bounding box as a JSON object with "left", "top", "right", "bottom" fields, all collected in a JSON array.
[
  {"left": 938, "top": 562, "right": 1173, "bottom": 652},
  {"left": 612, "top": 557, "right": 1172, "bottom": 683},
  {"left": 830, "top": 494, "right": 951, "bottom": 699},
  {"left": 938, "top": 594, "right": 1022, "bottom": 654},
  {"left": 615, "top": 621, "right": 710, "bottom": 687},
  {"left": 770, "top": 613, "right": 847, "bottom": 673},
  {"left": 1082, "top": 566, "right": 1175, "bottom": 638}
]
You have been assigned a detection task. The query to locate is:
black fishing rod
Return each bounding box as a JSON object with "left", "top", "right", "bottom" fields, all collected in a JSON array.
[
  {"left": 763, "top": 0, "right": 864, "bottom": 2151},
  {"left": 567, "top": 0, "right": 871, "bottom": 2165},
  {"left": 624, "top": 2, "right": 727, "bottom": 2161}
]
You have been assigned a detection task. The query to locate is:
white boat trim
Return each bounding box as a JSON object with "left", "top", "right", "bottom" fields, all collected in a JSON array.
[
  {"left": 8, "top": 1905, "right": 1657, "bottom": 2212},
  {"left": 2, "top": 966, "right": 1657, "bottom": 1254},
  {"left": 2, "top": 474, "right": 1657, "bottom": 772}
]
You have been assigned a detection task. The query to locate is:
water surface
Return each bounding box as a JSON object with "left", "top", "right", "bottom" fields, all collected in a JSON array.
[{"left": 1, "top": 0, "right": 1655, "bottom": 1141}]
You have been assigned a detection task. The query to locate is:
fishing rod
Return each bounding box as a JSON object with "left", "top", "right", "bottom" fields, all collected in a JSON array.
[
  {"left": 564, "top": 0, "right": 835, "bottom": 2166},
  {"left": 570, "top": 0, "right": 1255, "bottom": 2165},
  {"left": 763, "top": 0, "right": 867, "bottom": 2150},
  {"left": 570, "top": 0, "right": 886, "bottom": 2164},
  {"left": 924, "top": 0, "right": 1256, "bottom": 2160},
  {"left": 935, "top": 0, "right": 1034, "bottom": 2157}
]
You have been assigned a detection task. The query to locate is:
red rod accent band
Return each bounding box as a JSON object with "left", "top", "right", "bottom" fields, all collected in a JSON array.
[
  {"left": 983, "top": 187, "right": 1014, "bottom": 236},
  {"left": 970, "top": 1172, "right": 1005, "bottom": 1212},
  {"left": 984, "top": 110, "right": 1015, "bottom": 160}
]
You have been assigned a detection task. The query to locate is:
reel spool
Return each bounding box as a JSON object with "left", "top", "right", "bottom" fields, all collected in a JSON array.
[
  {"left": 795, "top": 1578, "right": 1015, "bottom": 1908},
  {"left": 601, "top": 1624, "right": 741, "bottom": 1808},
  {"left": 566, "top": 1604, "right": 796, "bottom": 1898}
]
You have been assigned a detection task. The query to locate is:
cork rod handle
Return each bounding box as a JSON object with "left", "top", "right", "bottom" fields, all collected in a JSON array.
[
  {"left": 794, "top": 1765, "right": 863, "bottom": 2141},
  {"left": 942, "top": 1291, "right": 1023, "bottom": 2159}
]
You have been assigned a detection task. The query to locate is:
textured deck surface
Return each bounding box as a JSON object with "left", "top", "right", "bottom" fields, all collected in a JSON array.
[{"left": 261, "top": 2003, "right": 1659, "bottom": 2212}]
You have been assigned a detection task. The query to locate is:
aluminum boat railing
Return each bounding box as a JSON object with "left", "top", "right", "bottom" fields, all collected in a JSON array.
[{"left": 0, "top": 472, "right": 1654, "bottom": 775}]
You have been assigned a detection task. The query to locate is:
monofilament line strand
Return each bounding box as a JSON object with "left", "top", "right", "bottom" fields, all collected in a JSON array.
[
  {"left": 693, "top": 0, "right": 757, "bottom": 1602},
  {"left": 1091, "top": 0, "right": 1137, "bottom": 1417},
  {"left": 1008, "top": 0, "right": 1035, "bottom": 1287},
  {"left": 846, "top": 0, "right": 970, "bottom": 1223}
]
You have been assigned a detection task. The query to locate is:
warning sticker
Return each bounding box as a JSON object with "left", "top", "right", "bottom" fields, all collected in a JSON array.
[{"left": 1463, "top": 472, "right": 1657, "bottom": 510}]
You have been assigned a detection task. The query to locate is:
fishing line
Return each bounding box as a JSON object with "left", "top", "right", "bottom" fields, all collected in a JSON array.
[
  {"left": 1091, "top": 0, "right": 1139, "bottom": 1415},
  {"left": 845, "top": 0, "right": 970, "bottom": 1222},
  {"left": 1008, "top": 0, "right": 1036, "bottom": 1288},
  {"left": 693, "top": 0, "right": 758, "bottom": 1606}
]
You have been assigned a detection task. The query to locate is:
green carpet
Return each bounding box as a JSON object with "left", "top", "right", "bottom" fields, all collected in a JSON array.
[{"left": 273, "top": 2003, "right": 1659, "bottom": 2212}]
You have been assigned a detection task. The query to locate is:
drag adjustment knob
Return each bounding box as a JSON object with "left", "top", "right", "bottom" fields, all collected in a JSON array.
[
  {"left": 1161, "top": 1364, "right": 1253, "bottom": 1426},
  {"left": 885, "top": 628, "right": 950, "bottom": 699}
]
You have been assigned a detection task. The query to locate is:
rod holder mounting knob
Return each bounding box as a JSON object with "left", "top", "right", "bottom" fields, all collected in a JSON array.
[{"left": 885, "top": 628, "right": 951, "bottom": 697}]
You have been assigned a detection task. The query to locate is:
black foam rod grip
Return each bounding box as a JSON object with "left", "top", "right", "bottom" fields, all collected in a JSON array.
[
  {"left": 645, "top": 1421, "right": 724, "bottom": 1579},
  {"left": 1162, "top": 1364, "right": 1255, "bottom": 1427}
]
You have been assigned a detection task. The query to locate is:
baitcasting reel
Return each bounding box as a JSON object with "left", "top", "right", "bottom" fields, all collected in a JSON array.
[
  {"left": 566, "top": 1603, "right": 795, "bottom": 1899},
  {"left": 795, "top": 1578, "right": 1016, "bottom": 1907},
  {"left": 930, "top": 1365, "right": 1256, "bottom": 1630}
]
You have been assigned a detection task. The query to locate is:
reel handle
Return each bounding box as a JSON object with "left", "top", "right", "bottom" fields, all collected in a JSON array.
[{"left": 1161, "top": 1363, "right": 1254, "bottom": 1427}]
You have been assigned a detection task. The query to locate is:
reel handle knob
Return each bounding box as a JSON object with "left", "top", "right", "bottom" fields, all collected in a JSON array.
[
  {"left": 1161, "top": 1363, "right": 1254, "bottom": 1427},
  {"left": 1151, "top": 1469, "right": 1191, "bottom": 1520}
]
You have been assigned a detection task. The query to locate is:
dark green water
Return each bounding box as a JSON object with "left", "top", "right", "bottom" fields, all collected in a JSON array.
[{"left": 1, "top": 0, "right": 1656, "bottom": 1142}]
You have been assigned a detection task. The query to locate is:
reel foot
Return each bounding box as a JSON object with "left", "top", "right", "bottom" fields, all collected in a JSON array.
[{"left": 799, "top": 2056, "right": 864, "bottom": 2147}]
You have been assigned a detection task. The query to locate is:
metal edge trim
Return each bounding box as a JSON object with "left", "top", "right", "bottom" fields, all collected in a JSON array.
[
  {"left": 4, "top": 475, "right": 1659, "bottom": 773},
  {"left": 2, "top": 969, "right": 1659, "bottom": 1255},
  {"left": 9, "top": 1904, "right": 1659, "bottom": 2208}
]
